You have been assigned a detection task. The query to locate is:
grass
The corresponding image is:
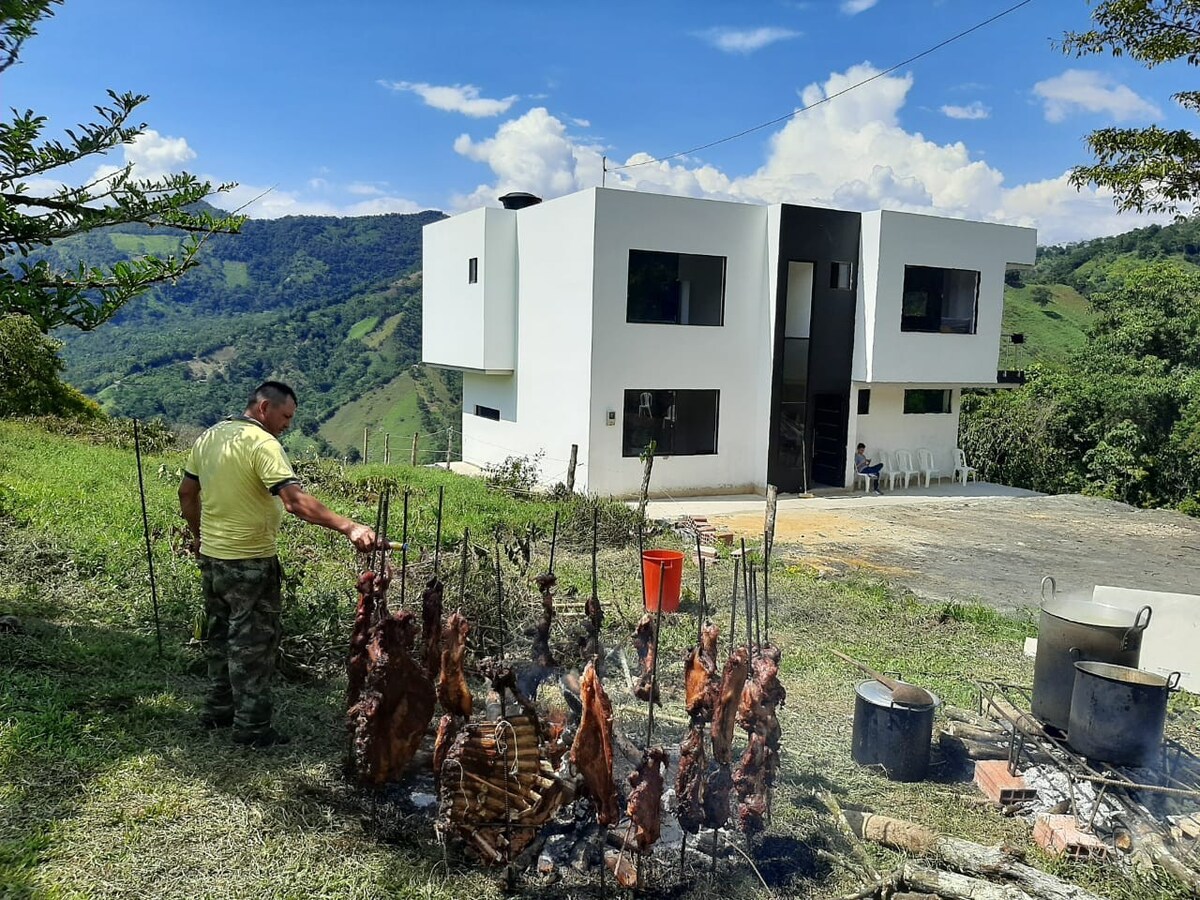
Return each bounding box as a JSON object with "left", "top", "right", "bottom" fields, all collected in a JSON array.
[
  {"left": 318, "top": 373, "right": 425, "bottom": 462},
  {"left": 222, "top": 260, "right": 250, "bottom": 289},
  {"left": 0, "top": 420, "right": 1192, "bottom": 899},
  {"left": 109, "top": 234, "right": 183, "bottom": 256},
  {"left": 999, "top": 283, "right": 1093, "bottom": 370},
  {"left": 346, "top": 315, "right": 380, "bottom": 342}
]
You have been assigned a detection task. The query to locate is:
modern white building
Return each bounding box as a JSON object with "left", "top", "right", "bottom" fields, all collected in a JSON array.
[{"left": 422, "top": 187, "right": 1036, "bottom": 497}]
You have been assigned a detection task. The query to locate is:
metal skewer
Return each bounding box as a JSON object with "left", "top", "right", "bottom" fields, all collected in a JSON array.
[
  {"left": 433, "top": 485, "right": 444, "bottom": 579},
  {"left": 399, "top": 488, "right": 409, "bottom": 608},
  {"left": 133, "top": 419, "right": 163, "bottom": 658}
]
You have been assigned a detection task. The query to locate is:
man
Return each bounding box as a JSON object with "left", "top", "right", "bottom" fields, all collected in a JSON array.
[
  {"left": 854, "top": 443, "right": 884, "bottom": 495},
  {"left": 178, "top": 381, "right": 376, "bottom": 747}
]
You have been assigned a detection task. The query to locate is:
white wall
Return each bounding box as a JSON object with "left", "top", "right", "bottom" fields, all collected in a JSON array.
[
  {"left": 846, "top": 383, "right": 962, "bottom": 484},
  {"left": 422, "top": 207, "right": 517, "bottom": 373},
  {"left": 855, "top": 211, "right": 1036, "bottom": 385},
  {"left": 586, "top": 188, "right": 772, "bottom": 497}
]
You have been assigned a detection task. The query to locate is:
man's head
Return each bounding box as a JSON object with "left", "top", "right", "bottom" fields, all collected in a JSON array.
[
  {"left": 856, "top": 443, "right": 866, "bottom": 452},
  {"left": 245, "top": 381, "right": 297, "bottom": 437}
]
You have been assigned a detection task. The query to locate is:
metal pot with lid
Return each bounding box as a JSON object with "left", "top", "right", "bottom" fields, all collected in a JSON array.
[
  {"left": 851, "top": 680, "right": 941, "bottom": 782},
  {"left": 1031, "top": 576, "right": 1152, "bottom": 731}
]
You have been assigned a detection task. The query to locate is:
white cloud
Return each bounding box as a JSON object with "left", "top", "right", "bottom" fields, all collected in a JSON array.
[
  {"left": 568, "top": 116, "right": 591, "bottom": 128},
  {"left": 1033, "top": 69, "right": 1162, "bottom": 123},
  {"left": 347, "top": 182, "right": 386, "bottom": 196},
  {"left": 447, "top": 63, "right": 1168, "bottom": 244},
  {"left": 220, "top": 182, "right": 422, "bottom": 218},
  {"left": 693, "top": 26, "right": 801, "bottom": 54},
  {"left": 124, "top": 129, "right": 196, "bottom": 178},
  {"left": 841, "top": 0, "right": 878, "bottom": 14},
  {"left": 941, "top": 101, "right": 990, "bottom": 120},
  {"left": 378, "top": 80, "right": 518, "bottom": 117}
]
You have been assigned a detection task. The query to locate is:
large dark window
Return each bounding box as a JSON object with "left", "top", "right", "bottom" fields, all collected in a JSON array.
[
  {"left": 901, "top": 265, "right": 979, "bottom": 334},
  {"left": 627, "top": 250, "right": 725, "bottom": 325},
  {"left": 903, "top": 389, "right": 952, "bottom": 414},
  {"left": 622, "top": 389, "right": 719, "bottom": 457}
]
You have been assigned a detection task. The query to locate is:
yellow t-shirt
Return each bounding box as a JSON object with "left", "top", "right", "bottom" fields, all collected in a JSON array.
[{"left": 183, "top": 417, "right": 299, "bottom": 560}]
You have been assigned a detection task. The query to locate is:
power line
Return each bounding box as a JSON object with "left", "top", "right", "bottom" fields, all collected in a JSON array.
[{"left": 607, "top": 0, "right": 1037, "bottom": 174}]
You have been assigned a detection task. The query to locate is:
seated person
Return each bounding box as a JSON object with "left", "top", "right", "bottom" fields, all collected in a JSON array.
[{"left": 854, "top": 443, "right": 883, "bottom": 494}]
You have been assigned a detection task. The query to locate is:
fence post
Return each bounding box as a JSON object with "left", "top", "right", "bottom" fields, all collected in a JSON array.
[
  {"left": 411, "top": 431, "right": 419, "bottom": 466},
  {"left": 566, "top": 443, "right": 578, "bottom": 493},
  {"left": 445, "top": 431, "right": 452, "bottom": 468},
  {"left": 384, "top": 433, "right": 390, "bottom": 465},
  {"left": 362, "top": 427, "right": 369, "bottom": 464}
]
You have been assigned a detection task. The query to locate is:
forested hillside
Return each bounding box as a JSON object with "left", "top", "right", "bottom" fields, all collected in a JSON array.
[
  {"left": 966, "top": 217, "right": 1200, "bottom": 516},
  {"left": 43, "top": 208, "right": 460, "bottom": 459}
]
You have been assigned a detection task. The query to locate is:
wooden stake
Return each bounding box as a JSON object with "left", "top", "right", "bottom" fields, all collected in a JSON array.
[
  {"left": 637, "top": 441, "right": 655, "bottom": 524},
  {"left": 133, "top": 419, "right": 163, "bottom": 658},
  {"left": 410, "top": 431, "right": 419, "bottom": 466},
  {"left": 362, "top": 427, "right": 369, "bottom": 463},
  {"left": 566, "top": 443, "right": 578, "bottom": 493},
  {"left": 384, "top": 432, "right": 390, "bottom": 465}
]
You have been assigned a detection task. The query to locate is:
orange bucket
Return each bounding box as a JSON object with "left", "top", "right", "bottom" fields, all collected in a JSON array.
[{"left": 642, "top": 549, "right": 685, "bottom": 612}]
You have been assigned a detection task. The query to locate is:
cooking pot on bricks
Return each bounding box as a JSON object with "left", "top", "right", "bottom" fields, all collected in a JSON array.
[
  {"left": 1031, "top": 580, "right": 1151, "bottom": 731},
  {"left": 851, "top": 680, "right": 940, "bottom": 782},
  {"left": 1068, "top": 662, "right": 1180, "bottom": 767}
]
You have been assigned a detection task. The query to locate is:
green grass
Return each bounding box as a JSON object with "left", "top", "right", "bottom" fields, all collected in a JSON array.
[
  {"left": 0, "top": 420, "right": 1190, "bottom": 899},
  {"left": 318, "top": 373, "right": 424, "bottom": 461},
  {"left": 999, "top": 283, "right": 1093, "bottom": 369},
  {"left": 346, "top": 316, "right": 380, "bottom": 342},
  {"left": 222, "top": 260, "right": 250, "bottom": 288},
  {"left": 109, "top": 234, "right": 183, "bottom": 255},
  {"left": 363, "top": 312, "right": 404, "bottom": 350}
]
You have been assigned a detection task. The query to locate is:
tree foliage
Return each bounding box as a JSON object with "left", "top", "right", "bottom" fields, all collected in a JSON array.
[
  {"left": 1063, "top": 0, "right": 1200, "bottom": 214},
  {"left": 0, "top": 313, "right": 98, "bottom": 418},
  {"left": 0, "top": 0, "right": 244, "bottom": 332}
]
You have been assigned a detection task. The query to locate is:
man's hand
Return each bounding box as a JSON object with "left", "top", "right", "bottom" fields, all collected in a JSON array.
[{"left": 345, "top": 522, "right": 376, "bottom": 552}]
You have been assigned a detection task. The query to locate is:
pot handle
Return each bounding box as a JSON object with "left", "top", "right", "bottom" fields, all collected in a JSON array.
[
  {"left": 1167, "top": 672, "right": 1182, "bottom": 691},
  {"left": 1068, "top": 647, "right": 1082, "bottom": 660},
  {"left": 1121, "top": 606, "right": 1153, "bottom": 649},
  {"left": 1041, "top": 575, "right": 1056, "bottom": 602}
]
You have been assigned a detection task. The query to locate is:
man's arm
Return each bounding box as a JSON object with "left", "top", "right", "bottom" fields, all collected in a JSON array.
[
  {"left": 178, "top": 476, "right": 201, "bottom": 553},
  {"left": 277, "top": 483, "right": 376, "bottom": 551}
]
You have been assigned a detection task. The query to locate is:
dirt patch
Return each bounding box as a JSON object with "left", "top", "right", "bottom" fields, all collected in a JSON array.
[{"left": 715, "top": 494, "right": 1200, "bottom": 611}]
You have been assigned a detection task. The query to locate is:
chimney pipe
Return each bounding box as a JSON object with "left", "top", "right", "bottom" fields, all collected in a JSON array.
[{"left": 498, "top": 191, "right": 542, "bottom": 211}]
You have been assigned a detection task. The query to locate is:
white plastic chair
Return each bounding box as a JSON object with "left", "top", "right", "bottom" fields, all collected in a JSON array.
[
  {"left": 916, "top": 448, "right": 946, "bottom": 487},
  {"left": 854, "top": 468, "right": 873, "bottom": 492},
  {"left": 638, "top": 392, "right": 653, "bottom": 417},
  {"left": 954, "top": 448, "right": 979, "bottom": 485},
  {"left": 893, "top": 449, "right": 919, "bottom": 488},
  {"left": 879, "top": 450, "right": 902, "bottom": 491}
]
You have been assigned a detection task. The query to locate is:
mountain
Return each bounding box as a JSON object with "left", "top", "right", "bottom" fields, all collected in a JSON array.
[{"left": 45, "top": 210, "right": 460, "bottom": 460}]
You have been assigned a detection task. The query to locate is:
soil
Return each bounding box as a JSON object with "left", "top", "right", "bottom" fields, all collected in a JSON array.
[{"left": 717, "top": 493, "right": 1200, "bottom": 611}]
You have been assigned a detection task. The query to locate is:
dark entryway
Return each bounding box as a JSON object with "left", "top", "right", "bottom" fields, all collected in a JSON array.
[{"left": 811, "top": 393, "right": 849, "bottom": 486}]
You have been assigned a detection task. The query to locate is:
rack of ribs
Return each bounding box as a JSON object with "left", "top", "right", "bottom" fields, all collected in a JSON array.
[{"left": 570, "top": 661, "right": 620, "bottom": 826}]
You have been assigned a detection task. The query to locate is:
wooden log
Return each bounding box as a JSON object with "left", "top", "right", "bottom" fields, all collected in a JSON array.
[
  {"left": 943, "top": 704, "right": 1006, "bottom": 733},
  {"left": 846, "top": 811, "right": 1108, "bottom": 900},
  {"left": 947, "top": 721, "right": 1011, "bottom": 743},
  {"left": 818, "top": 791, "right": 882, "bottom": 882},
  {"left": 902, "top": 862, "right": 1035, "bottom": 899},
  {"left": 939, "top": 731, "right": 1009, "bottom": 761}
]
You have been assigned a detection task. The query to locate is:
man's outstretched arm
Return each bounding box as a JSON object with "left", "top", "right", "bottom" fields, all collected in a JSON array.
[{"left": 277, "top": 483, "right": 376, "bottom": 551}]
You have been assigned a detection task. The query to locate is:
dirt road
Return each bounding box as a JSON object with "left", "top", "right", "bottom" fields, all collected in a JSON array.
[{"left": 712, "top": 493, "right": 1200, "bottom": 611}]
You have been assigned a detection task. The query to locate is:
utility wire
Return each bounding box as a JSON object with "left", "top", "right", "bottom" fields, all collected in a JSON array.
[{"left": 608, "top": 0, "right": 1037, "bottom": 173}]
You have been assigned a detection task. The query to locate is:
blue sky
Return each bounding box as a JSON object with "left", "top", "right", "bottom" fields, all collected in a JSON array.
[{"left": 7, "top": 0, "right": 1193, "bottom": 243}]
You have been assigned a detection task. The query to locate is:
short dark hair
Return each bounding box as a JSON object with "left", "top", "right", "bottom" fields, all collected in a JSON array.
[
  {"left": 248, "top": 381, "right": 297, "bottom": 408},
  {"left": 856, "top": 443, "right": 865, "bottom": 450}
]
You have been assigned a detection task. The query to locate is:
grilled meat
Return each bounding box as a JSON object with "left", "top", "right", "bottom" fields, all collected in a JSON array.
[
  {"left": 702, "top": 764, "right": 733, "bottom": 828},
  {"left": 421, "top": 576, "right": 444, "bottom": 679},
  {"left": 628, "top": 747, "right": 669, "bottom": 852},
  {"left": 433, "top": 713, "right": 458, "bottom": 782},
  {"left": 532, "top": 572, "right": 558, "bottom": 671},
  {"left": 733, "top": 731, "right": 770, "bottom": 836},
  {"left": 674, "top": 725, "right": 708, "bottom": 834},
  {"left": 437, "top": 612, "right": 473, "bottom": 718},
  {"left": 737, "top": 644, "right": 785, "bottom": 745},
  {"left": 583, "top": 588, "right": 604, "bottom": 667},
  {"left": 684, "top": 623, "right": 721, "bottom": 721},
  {"left": 711, "top": 647, "right": 750, "bottom": 765},
  {"left": 632, "top": 613, "right": 660, "bottom": 704},
  {"left": 348, "top": 611, "right": 437, "bottom": 786},
  {"left": 571, "top": 661, "right": 620, "bottom": 826}
]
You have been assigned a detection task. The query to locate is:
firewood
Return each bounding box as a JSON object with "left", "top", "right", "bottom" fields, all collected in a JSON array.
[
  {"left": 845, "top": 811, "right": 1108, "bottom": 900},
  {"left": 939, "top": 731, "right": 1009, "bottom": 761},
  {"left": 943, "top": 704, "right": 1006, "bottom": 733},
  {"left": 902, "top": 862, "right": 1035, "bottom": 899}
]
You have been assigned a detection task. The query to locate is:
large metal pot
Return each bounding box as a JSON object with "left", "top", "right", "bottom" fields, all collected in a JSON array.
[
  {"left": 851, "top": 681, "right": 940, "bottom": 782},
  {"left": 1068, "top": 662, "right": 1180, "bottom": 766},
  {"left": 1031, "top": 581, "right": 1151, "bottom": 731}
]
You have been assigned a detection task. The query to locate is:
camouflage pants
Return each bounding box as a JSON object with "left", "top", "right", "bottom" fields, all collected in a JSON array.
[{"left": 199, "top": 555, "right": 282, "bottom": 739}]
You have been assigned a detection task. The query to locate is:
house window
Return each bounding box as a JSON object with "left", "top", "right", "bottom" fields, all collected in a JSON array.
[
  {"left": 468, "top": 257, "right": 478, "bottom": 284},
  {"left": 473, "top": 404, "right": 500, "bottom": 420},
  {"left": 903, "top": 389, "right": 952, "bottom": 414},
  {"left": 831, "top": 262, "right": 854, "bottom": 291},
  {"left": 900, "top": 265, "right": 979, "bottom": 334},
  {"left": 627, "top": 250, "right": 725, "bottom": 326},
  {"left": 857, "top": 389, "right": 871, "bottom": 415},
  {"left": 622, "top": 389, "right": 719, "bottom": 457}
]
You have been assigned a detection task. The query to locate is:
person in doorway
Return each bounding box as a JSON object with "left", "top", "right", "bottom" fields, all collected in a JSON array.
[
  {"left": 854, "top": 443, "right": 884, "bottom": 495},
  {"left": 178, "top": 381, "right": 376, "bottom": 747}
]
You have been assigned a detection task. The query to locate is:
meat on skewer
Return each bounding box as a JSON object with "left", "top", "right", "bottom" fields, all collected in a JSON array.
[
  {"left": 684, "top": 623, "right": 721, "bottom": 721},
  {"left": 632, "top": 614, "right": 660, "bottom": 705},
  {"left": 421, "top": 575, "right": 444, "bottom": 679},
  {"left": 348, "top": 611, "right": 436, "bottom": 786},
  {"left": 733, "top": 644, "right": 785, "bottom": 835},
  {"left": 532, "top": 573, "right": 558, "bottom": 670},
  {"left": 582, "top": 588, "right": 604, "bottom": 668},
  {"left": 710, "top": 646, "right": 750, "bottom": 765},
  {"left": 570, "top": 661, "right": 620, "bottom": 826},
  {"left": 674, "top": 725, "right": 708, "bottom": 834},
  {"left": 432, "top": 713, "right": 458, "bottom": 782},
  {"left": 627, "top": 747, "right": 669, "bottom": 852},
  {"left": 732, "top": 732, "right": 771, "bottom": 836},
  {"left": 437, "top": 611, "right": 473, "bottom": 718},
  {"left": 702, "top": 764, "right": 733, "bottom": 828}
]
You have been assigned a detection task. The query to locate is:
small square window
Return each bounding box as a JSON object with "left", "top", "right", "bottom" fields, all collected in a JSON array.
[
  {"left": 468, "top": 257, "right": 478, "bottom": 284},
  {"left": 473, "top": 404, "right": 500, "bottom": 420},
  {"left": 857, "top": 389, "right": 871, "bottom": 415},
  {"left": 831, "top": 262, "right": 853, "bottom": 291}
]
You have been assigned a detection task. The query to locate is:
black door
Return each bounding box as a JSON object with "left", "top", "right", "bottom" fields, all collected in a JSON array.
[{"left": 811, "top": 392, "right": 849, "bottom": 487}]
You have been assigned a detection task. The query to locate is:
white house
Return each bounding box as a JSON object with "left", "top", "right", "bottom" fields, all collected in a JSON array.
[{"left": 422, "top": 187, "right": 1036, "bottom": 497}]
